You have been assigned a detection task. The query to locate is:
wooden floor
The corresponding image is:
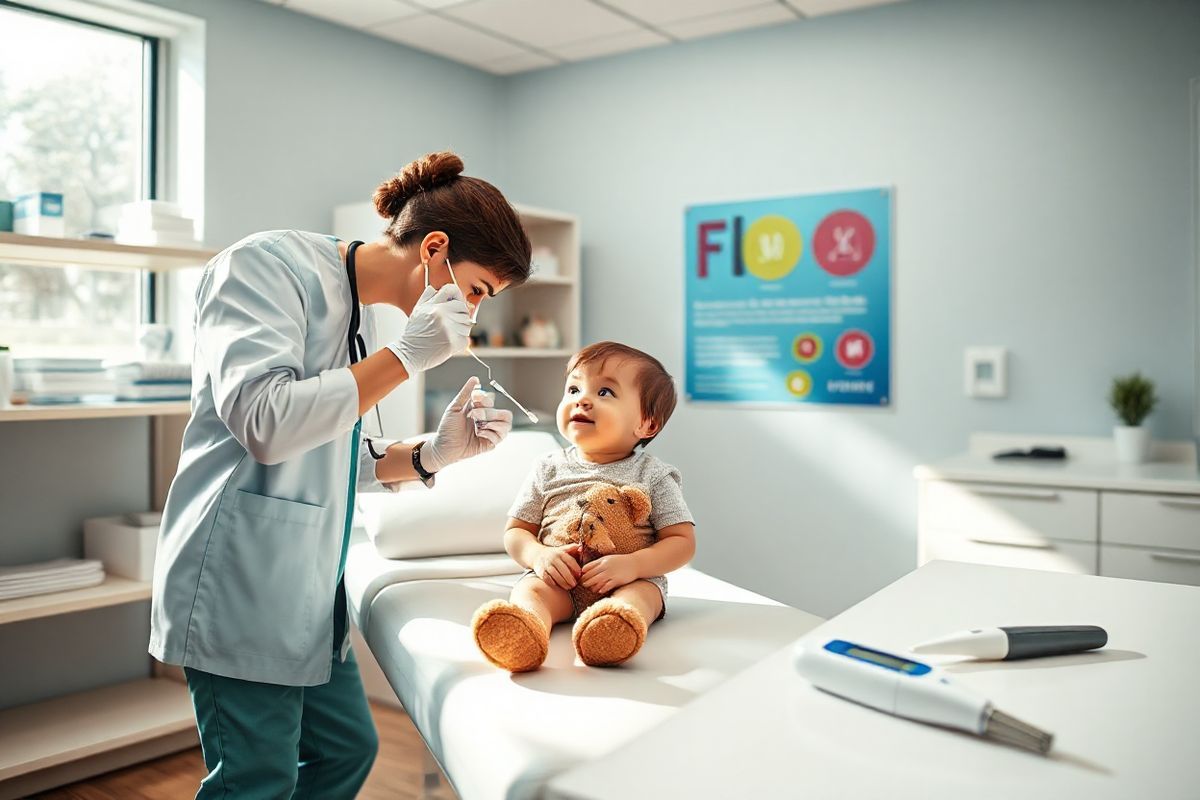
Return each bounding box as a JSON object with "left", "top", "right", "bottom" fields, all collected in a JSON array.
[{"left": 33, "top": 702, "right": 457, "bottom": 800}]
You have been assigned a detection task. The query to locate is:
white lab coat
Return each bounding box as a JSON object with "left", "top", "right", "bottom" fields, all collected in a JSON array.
[{"left": 150, "top": 230, "right": 398, "bottom": 686}]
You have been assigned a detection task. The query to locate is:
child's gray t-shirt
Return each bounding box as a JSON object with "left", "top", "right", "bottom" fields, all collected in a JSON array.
[{"left": 507, "top": 446, "right": 694, "bottom": 543}]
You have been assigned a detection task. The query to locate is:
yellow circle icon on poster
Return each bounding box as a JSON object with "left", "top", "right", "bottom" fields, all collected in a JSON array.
[
  {"left": 786, "top": 370, "right": 813, "bottom": 398},
  {"left": 743, "top": 215, "right": 802, "bottom": 281}
]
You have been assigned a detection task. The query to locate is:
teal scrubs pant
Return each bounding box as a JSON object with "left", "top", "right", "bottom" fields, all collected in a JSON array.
[{"left": 184, "top": 644, "right": 378, "bottom": 799}]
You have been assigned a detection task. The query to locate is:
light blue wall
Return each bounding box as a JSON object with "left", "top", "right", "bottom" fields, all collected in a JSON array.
[{"left": 500, "top": 0, "right": 1200, "bottom": 616}]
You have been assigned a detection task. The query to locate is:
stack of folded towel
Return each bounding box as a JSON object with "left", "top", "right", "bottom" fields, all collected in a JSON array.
[
  {"left": 100, "top": 200, "right": 198, "bottom": 247},
  {"left": 103, "top": 359, "right": 192, "bottom": 401},
  {"left": 0, "top": 559, "right": 105, "bottom": 600},
  {"left": 14, "top": 357, "right": 114, "bottom": 404}
]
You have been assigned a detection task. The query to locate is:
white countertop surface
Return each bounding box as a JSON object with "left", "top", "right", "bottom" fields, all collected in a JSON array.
[
  {"left": 914, "top": 433, "right": 1200, "bottom": 494},
  {"left": 546, "top": 560, "right": 1200, "bottom": 800}
]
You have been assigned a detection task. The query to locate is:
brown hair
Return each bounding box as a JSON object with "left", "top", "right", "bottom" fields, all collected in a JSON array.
[
  {"left": 373, "top": 151, "right": 531, "bottom": 286},
  {"left": 568, "top": 341, "right": 678, "bottom": 448}
]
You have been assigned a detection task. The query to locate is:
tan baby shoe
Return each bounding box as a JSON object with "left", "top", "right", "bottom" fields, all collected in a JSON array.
[
  {"left": 572, "top": 598, "right": 647, "bottom": 667},
  {"left": 472, "top": 600, "right": 550, "bottom": 673}
]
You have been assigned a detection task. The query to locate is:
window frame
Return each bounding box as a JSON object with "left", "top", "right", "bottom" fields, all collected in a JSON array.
[{"left": 1, "top": 0, "right": 207, "bottom": 345}]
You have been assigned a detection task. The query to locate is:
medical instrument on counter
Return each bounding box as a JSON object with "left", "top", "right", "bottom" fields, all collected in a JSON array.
[
  {"left": 912, "top": 625, "right": 1107, "bottom": 661},
  {"left": 444, "top": 258, "right": 539, "bottom": 425},
  {"left": 793, "top": 638, "right": 1053, "bottom": 755}
]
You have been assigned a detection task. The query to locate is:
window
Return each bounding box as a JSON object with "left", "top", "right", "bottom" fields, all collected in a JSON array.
[{"left": 0, "top": 1, "right": 157, "bottom": 358}]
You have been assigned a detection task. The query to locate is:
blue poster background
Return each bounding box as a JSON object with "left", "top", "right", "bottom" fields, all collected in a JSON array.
[{"left": 684, "top": 188, "right": 891, "bottom": 406}]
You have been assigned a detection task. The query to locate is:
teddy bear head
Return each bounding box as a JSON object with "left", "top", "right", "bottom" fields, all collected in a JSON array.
[{"left": 567, "top": 482, "right": 653, "bottom": 562}]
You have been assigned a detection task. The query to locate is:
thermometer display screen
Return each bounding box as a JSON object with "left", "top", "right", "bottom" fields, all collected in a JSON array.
[{"left": 846, "top": 646, "right": 921, "bottom": 673}]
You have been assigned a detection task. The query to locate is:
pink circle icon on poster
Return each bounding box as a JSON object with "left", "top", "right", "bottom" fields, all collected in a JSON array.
[
  {"left": 835, "top": 329, "right": 874, "bottom": 370},
  {"left": 814, "top": 210, "right": 875, "bottom": 277}
]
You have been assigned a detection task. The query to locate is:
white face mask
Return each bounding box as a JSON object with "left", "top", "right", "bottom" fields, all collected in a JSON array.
[{"left": 426, "top": 255, "right": 478, "bottom": 323}]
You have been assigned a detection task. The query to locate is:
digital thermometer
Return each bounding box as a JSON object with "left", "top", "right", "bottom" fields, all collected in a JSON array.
[{"left": 793, "top": 638, "right": 1053, "bottom": 754}]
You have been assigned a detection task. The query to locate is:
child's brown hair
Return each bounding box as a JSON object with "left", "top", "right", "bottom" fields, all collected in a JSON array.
[{"left": 567, "top": 342, "right": 677, "bottom": 448}]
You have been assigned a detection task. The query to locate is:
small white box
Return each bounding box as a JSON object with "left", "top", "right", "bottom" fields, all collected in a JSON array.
[
  {"left": 13, "top": 191, "right": 66, "bottom": 237},
  {"left": 84, "top": 513, "right": 160, "bottom": 582}
]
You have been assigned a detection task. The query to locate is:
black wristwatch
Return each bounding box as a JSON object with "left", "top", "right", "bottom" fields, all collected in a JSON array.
[{"left": 411, "top": 440, "right": 436, "bottom": 488}]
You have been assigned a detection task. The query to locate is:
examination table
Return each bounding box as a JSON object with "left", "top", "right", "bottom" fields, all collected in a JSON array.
[{"left": 345, "top": 431, "right": 823, "bottom": 800}]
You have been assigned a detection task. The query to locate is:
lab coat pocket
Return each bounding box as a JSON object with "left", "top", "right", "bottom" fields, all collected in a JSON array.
[{"left": 203, "top": 490, "right": 328, "bottom": 662}]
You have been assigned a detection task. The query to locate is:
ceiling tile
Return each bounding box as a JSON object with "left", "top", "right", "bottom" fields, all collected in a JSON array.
[
  {"left": 785, "top": 0, "right": 905, "bottom": 17},
  {"left": 662, "top": 3, "right": 796, "bottom": 40},
  {"left": 445, "top": 0, "right": 639, "bottom": 48},
  {"left": 406, "top": 0, "right": 475, "bottom": 7},
  {"left": 285, "top": 0, "right": 421, "bottom": 28},
  {"left": 597, "top": 0, "right": 772, "bottom": 27},
  {"left": 480, "top": 50, "right": 560, "bottom": 74},
  {"left": 547, "top": 27, "right": 669, "bottom": 61},
  {"left": 372, "top": 13, "right": 530, "bottom": 61}
]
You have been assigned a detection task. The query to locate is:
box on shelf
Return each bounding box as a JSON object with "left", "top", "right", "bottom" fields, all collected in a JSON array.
[
  {"left": 13, "top": 191, "right": 65, "bottom": 236},
  {"left": 84, "top": 512, "right": 161, "bottom": 582}
]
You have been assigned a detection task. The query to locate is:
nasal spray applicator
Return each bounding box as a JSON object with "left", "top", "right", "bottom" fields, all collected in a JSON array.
[
  {"left": 441, "top": 259, "right": 539, "bottom": 429},
  {"left": 793, "top": 639, "right": 1053, "bottom": 754}
]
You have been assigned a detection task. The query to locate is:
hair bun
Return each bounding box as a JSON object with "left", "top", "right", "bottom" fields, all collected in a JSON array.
[{"left": 373, "top": 151, "right": 465, "bottom": 218}]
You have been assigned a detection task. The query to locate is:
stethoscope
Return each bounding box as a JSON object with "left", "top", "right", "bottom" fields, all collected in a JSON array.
[{"left": 344, "top": 240, "right": 388, "bottom": 461}]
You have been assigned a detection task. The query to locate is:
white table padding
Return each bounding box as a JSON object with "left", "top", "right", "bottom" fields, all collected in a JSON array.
[
  {"left": 349, "top": 541, "right": 822, "bottom": 800},
  {"left": 344, "top": 528, "right": 518, "bottom": 633}
]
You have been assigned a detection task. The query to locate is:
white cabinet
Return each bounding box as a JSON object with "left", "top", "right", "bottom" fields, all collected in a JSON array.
[
  {"left": 1099, "top": 492, "right": 1200, "bottom": 550},
  {"left": 1099, "top": 545, "right": 1200, "bottom": 585},
  {"left": 920, "top": 527, "right": 1098, "bottom": 575},
  {"left": 916, "top": 434, "right": 1200, "bottom": 588},
  {"left": 918, "top": 480, "right": 1097, "bottom": 574}
]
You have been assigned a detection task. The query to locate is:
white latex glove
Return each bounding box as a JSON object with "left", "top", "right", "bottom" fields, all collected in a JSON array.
[
  {"left": 385, "top": 284, "right": 472, "bottom": 376},
  {"left": 421, "top": 377, "right": 514, "bottom": 472}
]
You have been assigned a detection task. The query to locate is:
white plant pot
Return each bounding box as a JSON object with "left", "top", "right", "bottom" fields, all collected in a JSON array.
[{"left": 1113, "top": 425, "right": 1151, "bottom": 464}]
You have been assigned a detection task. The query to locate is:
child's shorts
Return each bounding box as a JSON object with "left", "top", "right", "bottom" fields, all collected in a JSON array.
[{"left": 518, "top": 570, "right": 669, "bottom": 620}]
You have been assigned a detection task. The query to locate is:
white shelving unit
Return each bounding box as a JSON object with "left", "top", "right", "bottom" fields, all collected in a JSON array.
[
  {"left": 0, "top": 576, "right": 152, "bottom": 626},
  {"left": 0, "top": 231, "right": 215, "bottom": 271},
  {"left": 0, "top": 233, "right": 209, "bottom": 797},
  {"left": 0, "top": 400, "right": 191, "bottom": 422},
  {"left": 332, "top": 200, "right": 581, "bottom": 434},
  {"left": 0, "top": 679, "right": 196, "bottom": 800}
]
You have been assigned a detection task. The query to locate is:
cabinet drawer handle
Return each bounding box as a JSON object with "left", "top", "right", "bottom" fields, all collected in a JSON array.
[
  {"left": 1149, "top": 552, "right": 1200, "bottom": 565},
  {"left": 968, "top": 536, "right": 1054, "bottom": 550},
  {"left": 968, "top": 488, "right": 1060, "bottom": 501},
  {"left": 1159, "top": 498, "right": 1200, "bottom": 510}
]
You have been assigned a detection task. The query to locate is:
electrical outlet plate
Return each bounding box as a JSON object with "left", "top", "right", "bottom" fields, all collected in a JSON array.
[{"left": 965, "top": 346, "right": 1007, "bottom": 398}]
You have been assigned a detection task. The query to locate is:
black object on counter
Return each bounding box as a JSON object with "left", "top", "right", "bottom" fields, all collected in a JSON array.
[{"left": 993, "top": 446, "right": 1067, "bottom": 460}]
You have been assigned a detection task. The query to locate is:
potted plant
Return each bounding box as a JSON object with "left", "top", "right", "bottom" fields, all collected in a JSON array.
[{"left": 1108, "top": 372, "right": 1158, "bottom": 464}]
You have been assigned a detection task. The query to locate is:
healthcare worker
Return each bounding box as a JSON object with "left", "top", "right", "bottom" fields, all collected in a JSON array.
[{"left": 149, "top": 150, "right": 531, "bottom": 799}]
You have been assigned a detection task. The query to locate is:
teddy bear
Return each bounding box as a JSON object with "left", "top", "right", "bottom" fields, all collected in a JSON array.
[
  {"left": 542, "top": 482, "right": 653, "bottom": 616},
  {"left": 471, "top": 482, "right": 654, "bottom": 671}
]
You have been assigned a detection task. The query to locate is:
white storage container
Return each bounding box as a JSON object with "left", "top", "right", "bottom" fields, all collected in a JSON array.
[
  {"left": 13, "top": 191, "right": 66, "bottom": 237},
  {"left": 83, "top": 513, "right": 160, "bottom": 582}
]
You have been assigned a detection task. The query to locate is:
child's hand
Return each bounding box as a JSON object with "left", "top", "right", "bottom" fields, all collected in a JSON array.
[
  {"left": 533, "top": 543, "right": 582, "bottom": 590},
  {"left": 580, "top": 554, "right": 639, "bottom": 595}
]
